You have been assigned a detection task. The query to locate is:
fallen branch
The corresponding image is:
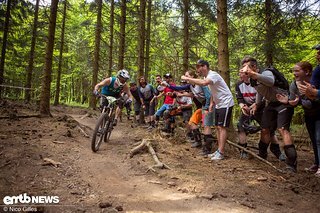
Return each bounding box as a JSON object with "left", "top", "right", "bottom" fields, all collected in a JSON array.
[
  {"left": 226, "top": 140, "right": 283, "bottom": 173},
  {"left": 129, "top": 139, "right": 171, "bottom": 171},
  {"left": 80, "top": 113, "right": 91, "bottom": 120},
  {"left": 76, "top": 125, "right": 89, "bottom": 138},
  {"left": 52, "top": 140, "right": 65, "bottom": 144},
  {"left": 42, "top": 158, "right": 62, "bottom": 167},
  {"left": 146, "top": 141, "right": 171, "bottom": 170}
]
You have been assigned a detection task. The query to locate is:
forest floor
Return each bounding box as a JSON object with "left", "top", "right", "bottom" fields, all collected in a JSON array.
[{"left": 0, "top": 100, "right": 320, "bottom": 213}]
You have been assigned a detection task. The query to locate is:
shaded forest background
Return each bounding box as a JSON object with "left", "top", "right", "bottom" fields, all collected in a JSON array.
[{"left": 0, "top": 0, "right": 319, "bottom": 121}]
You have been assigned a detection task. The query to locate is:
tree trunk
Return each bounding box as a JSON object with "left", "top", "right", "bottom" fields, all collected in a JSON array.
[
  {"left": 145, "top": 0, "right": 152, "bottom": 80},
  {"left": 108, "top": 0, "right": 115, "bottom": 77},
  {"left": 118, "top": 0, "right": 127, "bottom": 70},
  {"left": 0, "top": 0, "right": 12, "bottom": 98},
  {"left": 25, "top": 0, "right": 39, "bottom": 103},
  {"left": 182, "top": 0, "right": 189, "bottom": 73},
  {"left": 138, "top": 0, "right": 146, "bottom": 78},
  {"left": 54, "top": 0, "right": 67, "bottom": 106},
  {"left": 39, "top": 0, "right": 59, "bottom": 116},
  {"left": 265, "top": 0, "right": 273, "bottom": 67},
  {"left": 217, "top": 0, "right": 230, "bottom": 86},
  {"left": 89, "top": 0, "right": 102, "bottom": 109}
]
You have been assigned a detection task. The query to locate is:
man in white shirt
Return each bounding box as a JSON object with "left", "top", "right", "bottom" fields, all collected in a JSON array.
[{"left": 181, "top": 59, "right": 234, "bottom": 160}]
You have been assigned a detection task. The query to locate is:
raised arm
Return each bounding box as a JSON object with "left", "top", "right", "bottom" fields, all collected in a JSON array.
[{"left": 181, "top": 75, "right": 211, "bottom": 86}]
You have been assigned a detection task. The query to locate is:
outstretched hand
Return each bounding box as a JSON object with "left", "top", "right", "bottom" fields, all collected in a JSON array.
[
  {"left": 181, "top": 75, "right": 188, "bottom": 81},
  {"left": 276, "top": 93, "right": 288, "bottom": 104}
]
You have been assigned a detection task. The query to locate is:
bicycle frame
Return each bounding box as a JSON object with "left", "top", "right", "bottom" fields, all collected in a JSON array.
[{"left": 91, "top": 94, "right": 120, "bottom": 152}]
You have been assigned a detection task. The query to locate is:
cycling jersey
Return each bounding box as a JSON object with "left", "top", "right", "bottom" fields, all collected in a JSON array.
[{"left": 101, "top": 77, "right": 124, "bottom": 97}]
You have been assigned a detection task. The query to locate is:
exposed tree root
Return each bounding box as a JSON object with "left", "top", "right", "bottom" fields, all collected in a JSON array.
[
  {"left": 130, "top": 139, "right": 171, "bottom": 172},
  {"left": 227, "top": 140, "right": 284, "bottom": 173}
]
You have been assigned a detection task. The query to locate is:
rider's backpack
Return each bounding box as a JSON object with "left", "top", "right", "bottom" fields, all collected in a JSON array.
[{"left": 263, "top": 67, "right": 289, "bottom": 90}]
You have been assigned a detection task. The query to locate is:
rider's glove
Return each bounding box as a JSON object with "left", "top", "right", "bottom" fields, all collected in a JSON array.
[{"left": 93, "top": 90, "right": 99, "bottom": 96}]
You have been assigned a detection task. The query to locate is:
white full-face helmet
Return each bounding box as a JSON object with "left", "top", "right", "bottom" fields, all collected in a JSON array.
[{"left": 117, "top": 69, "right": 130, "bottom": 80}]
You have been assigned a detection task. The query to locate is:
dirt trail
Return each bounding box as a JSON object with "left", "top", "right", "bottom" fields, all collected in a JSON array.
[
  {"left": 70, "top": 114, "right": 252, "bottom": 212},
  {"left": 1, "top": 103, "right": 320, "bottom": 213}
]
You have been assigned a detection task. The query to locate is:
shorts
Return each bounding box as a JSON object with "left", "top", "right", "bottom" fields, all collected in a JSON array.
[
  {"left": 189, "top": 109, "right": 202, "bottom": 125},
  {"left": 188, "top": 108, "right": 214, "bottom": 127},
  {"left": 134, "top": 101, "right": 142, "bottom": 115},
  {"left": 144, "top": 100, "right": 156, "bottom": 116},
  {"left": 181, "top": 109, "right": 192, "bottom": 123},
  {"left": 215, "top": 106, "right": 233, "bottom": 127},
  {"left": 261, "top": 102, "right": 294, "bottom": 131},
  {"left": 202, "top": 109, "right": 215, "bottom": 127}
]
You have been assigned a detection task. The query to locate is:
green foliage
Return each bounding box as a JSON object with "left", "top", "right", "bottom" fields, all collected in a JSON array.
[{"left": 0, "top": 0, "right": 319, "bottom": 124}]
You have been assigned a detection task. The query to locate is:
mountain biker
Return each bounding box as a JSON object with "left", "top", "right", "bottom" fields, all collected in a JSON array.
[{"left": 93, "top": 69, "right": 133, "bottom": 126}]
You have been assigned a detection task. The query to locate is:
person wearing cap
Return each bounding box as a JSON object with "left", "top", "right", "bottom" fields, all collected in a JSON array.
[
  {"left": 161, "top": 84, "right": 193, "bottom": 135},
  {"left": 163, "top": 70, "right": 213, "bottom": 155},
  {"left": 129, "top": 82, "right": 142, "bottom": 122},
  {"left": 182, "top": 60, "right": 234, "bottom": 160},
  {"left": 152, "top": 73, "right": 176, "bottom": 132}
]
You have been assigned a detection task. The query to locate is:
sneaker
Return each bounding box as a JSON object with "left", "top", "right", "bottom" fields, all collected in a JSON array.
[
  {"left": 304, "top": 164, "right": 319, "bottom": 173},
  {"left": 199, "top": 149, "right": 211, "bottom": 156},
  {"left": 186, "top": 137, "right": 195, "bottom": 143},
  {"left": 283, "top": 165, "right": 297, "bottom": 174},
  {"left": 207, "top": 150, "right": 218, "bottom": 158},
  {"left": 240, "top": 151, "right": 248, "bottom": 159},
  {"left": 315, "top": 168, "right": 320, "bottom": 178},
  {"left": 191, "top": 141, "right": 201, "bottom": 148},
  {"left": 278, "top": 153, "right": 286, "bottom": 161},
  {"left": 210, "top": 150, "right": 224, "bottom": 160},
  {"left": 147, "top": 125, "right": 154, "bottom": 130}
]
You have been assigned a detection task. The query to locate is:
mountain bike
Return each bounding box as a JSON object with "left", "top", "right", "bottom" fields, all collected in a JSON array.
[{"left": 91, "top": 94, "right": 120, "bottom": 152}]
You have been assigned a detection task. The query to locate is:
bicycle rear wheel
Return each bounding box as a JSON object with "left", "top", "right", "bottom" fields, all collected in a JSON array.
[{"left": 91, "top": 113, "right": 108, "bottom": 152}]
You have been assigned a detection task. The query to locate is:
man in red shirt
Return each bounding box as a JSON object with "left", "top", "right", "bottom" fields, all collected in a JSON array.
[{"left": 152, "top": 73, "right": 176, "bottom": 130}]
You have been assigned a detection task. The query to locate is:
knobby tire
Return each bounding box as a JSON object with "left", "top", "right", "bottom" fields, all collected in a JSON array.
[
  {"left": 91, "top": 113, "right": 108, "bottom": 152},
  {"left": 104, "top": 112, "right": 115, "bottom": 142}
]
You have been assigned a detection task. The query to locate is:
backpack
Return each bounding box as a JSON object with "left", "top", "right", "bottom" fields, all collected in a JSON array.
[{"left": 264, "top": 67, "right": 289, "bottom": 90}]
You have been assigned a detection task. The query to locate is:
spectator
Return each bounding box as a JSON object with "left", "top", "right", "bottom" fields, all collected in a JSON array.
[
  {"left": 152, "top": 73, "right": 176, "bottom": 126},
  {"left": 277, "top": 61, "right": 320, "bottom": 176},
  {"left": 166, "top": 70, "right": 213, "bottom": 155},
  {"left": 138, "top": 76, "right": 156, "bottom": 129},
  {"left": 236, "top": 71, "right": 285, "bottom": 160},
  {"left": 182, "top": 59, "right": 234, "bottom": 160},
  {"left": 240, "top": 56, "right": 297, "bottom": 172},
  {"left": 129, "top": 82, "right": 142, "bottom": 123},
  {"left": 298, "top": 44, "right": 320, "bottom": 100}
]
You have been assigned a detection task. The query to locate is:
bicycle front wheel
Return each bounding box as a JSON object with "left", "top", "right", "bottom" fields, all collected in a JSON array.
[
  {"left": 91, "top": 113, "right": 109, "bottom": 152},
  {"left": 104, "top": 113, "right": 115, "bottom": 143}
]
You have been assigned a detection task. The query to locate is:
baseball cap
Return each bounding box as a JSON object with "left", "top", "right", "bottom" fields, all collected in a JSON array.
[
  {"left": 163, "top": 73, "right": 172, "bottom": 78},
  {"left": 196, "top": 59, "right": 209, "bottom": 67},
  {"left": 312, "top": 44, "right": 320, "bottom": 50}
]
